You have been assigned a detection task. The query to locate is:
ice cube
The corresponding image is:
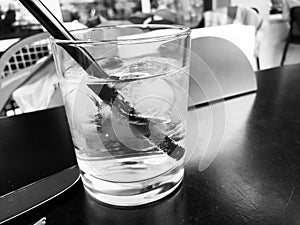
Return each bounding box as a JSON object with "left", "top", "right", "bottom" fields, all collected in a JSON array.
[
  {"left": 66, "top": 84, "right": 112, "bottom": 155},
  {"left": 117, "top": 78, "right": 174, "bottom": 120}
]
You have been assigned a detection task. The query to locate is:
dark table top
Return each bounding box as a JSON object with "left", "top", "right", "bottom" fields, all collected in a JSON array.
[{"left": 3, "top": 64, "right": 300, "bottom": 225}]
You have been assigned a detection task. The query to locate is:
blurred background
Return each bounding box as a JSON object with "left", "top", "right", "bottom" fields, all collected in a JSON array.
[{"left": 0, "top": 0, "right": 297, "bottom": 70}]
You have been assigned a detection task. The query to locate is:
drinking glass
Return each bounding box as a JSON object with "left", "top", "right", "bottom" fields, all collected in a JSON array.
[{"left": 51, "top": 24, "right": 191, "bottom": 206}]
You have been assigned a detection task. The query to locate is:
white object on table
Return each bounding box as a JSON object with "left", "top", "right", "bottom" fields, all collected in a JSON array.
[
  {"left": 12, "top": 60, "right": 58, "bottom": 113},
  {"left": 191, "top": 24, "right": 256, "bottom": 68}
]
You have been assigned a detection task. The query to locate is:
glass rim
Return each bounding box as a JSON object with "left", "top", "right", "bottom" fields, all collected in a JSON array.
[{"left": 50, "top": 24, "right": 191, "bottom": 45}]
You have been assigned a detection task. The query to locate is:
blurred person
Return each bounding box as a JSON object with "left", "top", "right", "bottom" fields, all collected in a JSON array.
[
  {"left": 96, "top": 1, "right": 111, "bottom": 19},
  {"left": 0, "top": 5, "right": 4, "bottom": 20},
  {"left": 149, "top": 0, "right": 177, "bottom": 24},
  {"left": 3, "top": 3, "right": 17, "bottom": 33},
  {"left": 85, "top": 3, "right": 108, "bottom": 28},
  {"left": 0, "top": 6, "right": 4, "bottom": 35},
  {"left": 151, "top": 0, "right": 159, "bottom": 9},
  {"left": 86, "top": 7, "right": 101, "bottom": 27},
  {"left": 61, "top": 3, "right": 79, "bottom": 22},
  {"left": 282, "top": 0, "right": 300, "bottom": 20},
  {"left": 190, "top": 0, "right": 204, "bottom": 19},
  {"left": 114, "top": 0, "right": 135, "bottom": 19},
  {"left": 107, "top": 0, "right": 118, "bottom": 19},
  {"left": 183, "top": 0, "right": 204, "bottom": 26},
  {"left": 157, "top": 0, "right": 175, "bottom": 10}
]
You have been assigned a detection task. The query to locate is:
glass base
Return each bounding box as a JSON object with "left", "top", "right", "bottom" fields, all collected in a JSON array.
[{"left": 81, "top": 167, "right": 184, "bottom": 207}]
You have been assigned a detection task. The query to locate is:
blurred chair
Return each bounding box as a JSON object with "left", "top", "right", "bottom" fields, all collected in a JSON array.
[
  {"left": 0, "top": 32, "right": 55, "bottom": 116},
  {"left": 280, "top": 6, "right": 300, "bottom": 66},
  {"left": 195, "top": 6, "right": 263, "bottom": 70}
]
